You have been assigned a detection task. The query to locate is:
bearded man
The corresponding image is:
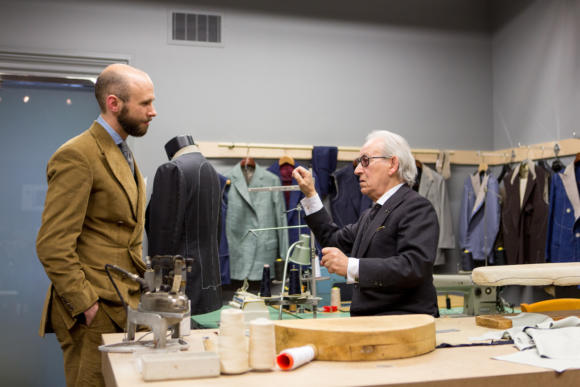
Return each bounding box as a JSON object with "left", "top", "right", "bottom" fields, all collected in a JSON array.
[{"left": 36, "top": 63, "right": 157, "bottom": 386}]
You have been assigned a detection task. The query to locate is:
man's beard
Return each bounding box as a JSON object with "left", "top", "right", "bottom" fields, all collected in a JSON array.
[{"left": 118, "top": 106, "right": 148, "bottom": 137}]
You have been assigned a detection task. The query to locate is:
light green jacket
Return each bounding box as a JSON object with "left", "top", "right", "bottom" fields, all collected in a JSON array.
[{"left": 226, "top": 163, "right": 289, "bottom": 281}]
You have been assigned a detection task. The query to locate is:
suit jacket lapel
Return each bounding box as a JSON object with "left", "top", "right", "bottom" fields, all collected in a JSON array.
[
  {"left": 469, "top": 173, "right": 488, "bottom": 221},
  {"left": 231, "top": 163, "right": 256, "bottom": 213},
  {"left": 90, "top": 122, "right": 138, "bottom": 218},
  {"left": 355, "top": 185, "right": 408, "bottom": 257}
]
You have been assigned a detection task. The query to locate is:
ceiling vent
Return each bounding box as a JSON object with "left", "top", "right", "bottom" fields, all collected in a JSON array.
[{"left": 170, "top": 11, "right": 222, "bottom": 46}]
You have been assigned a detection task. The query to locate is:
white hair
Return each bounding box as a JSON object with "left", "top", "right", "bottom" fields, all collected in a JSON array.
[{"left": 364, "top": 130, "right": 417, "bottom": 186}]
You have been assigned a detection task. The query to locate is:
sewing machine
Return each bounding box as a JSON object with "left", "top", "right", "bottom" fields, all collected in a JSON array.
[
  {"left": 433, "top": 274, "right": 498, "bottom": 315},
  {"left": 99, "top": 255, "right": 193, "bottom": 352}
]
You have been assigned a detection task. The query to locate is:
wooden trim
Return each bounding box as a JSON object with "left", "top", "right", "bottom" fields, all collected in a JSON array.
[{"left": 197, "top": 138, "right": 580, "bottom": 166}]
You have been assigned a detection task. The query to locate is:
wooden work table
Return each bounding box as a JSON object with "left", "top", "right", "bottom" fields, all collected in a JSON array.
[{"left": 102, "top": 316, "right": 580, "bottom": 387}]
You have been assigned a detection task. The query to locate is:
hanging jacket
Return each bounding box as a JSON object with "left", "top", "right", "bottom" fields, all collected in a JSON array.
[
  {"left": 546, "top": 162, "right": 580, "bottom": 262},
  {"left": 458, "top": 172, "right": 500, "bottom": 264},
  {"left": 226, "top": 163, "right": 289, "bottom": 281},
  {"left": 329, "top": 164, "right": 373, "bottom": 229},
  {"left": 418, "top": 165, "right": 455, "bottom": 266},
  {"left": 311, "top": 146, "right": 338, "bottom": 198},
  {"left": 501, "top": 162, "right": 549, "bottom": 264}
]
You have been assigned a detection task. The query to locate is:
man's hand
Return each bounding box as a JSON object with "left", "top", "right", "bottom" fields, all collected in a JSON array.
[
  {"left": 83, "top": 302, "right": 99, "bottom": 326},
  {"left": 292, "top": 166, "right": 316, "bottom": 197},
  {"left": 321, "top": 247, "right": 348, "bottom": 277}
]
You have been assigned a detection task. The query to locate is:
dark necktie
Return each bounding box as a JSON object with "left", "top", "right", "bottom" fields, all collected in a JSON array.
[
  {"left": 362, "top": 203, "right": 382, "bottom": 233},
  {"left": 369, "top": 203, "right": 382, "bottom": 221},
  {"left": 118, "top": 141, "right": 135, "bottom": 176},
  {"left": 353, "top": 203, "right": 383, "bottom": 256}
]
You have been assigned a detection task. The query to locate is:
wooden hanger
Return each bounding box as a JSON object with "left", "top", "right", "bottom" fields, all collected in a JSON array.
[
  {"left": 477, "top": 162, "right": 488, "bottom": 173},
  {"left": 240, "top": 157, "right": 255, "bottom": 168},
  {"left": 279, "top": 155, "right": 295, "bottom": 167},
  {"left": 476, "top": 151, "right": 487, "bottom": 174}
]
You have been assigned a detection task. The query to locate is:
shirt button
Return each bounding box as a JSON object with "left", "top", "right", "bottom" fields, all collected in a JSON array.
[{"left": 567, "top": 208, "right": 571, "bottom": 213}]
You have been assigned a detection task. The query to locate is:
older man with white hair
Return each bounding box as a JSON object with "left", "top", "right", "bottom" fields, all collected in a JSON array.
[{"left": 293, "top": 130, "right": 439, "bottom": 317}]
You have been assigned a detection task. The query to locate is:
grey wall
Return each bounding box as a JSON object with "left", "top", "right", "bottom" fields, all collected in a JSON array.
[
  {"left": 492, "top": 0, "right": 580, "bottom": 148},
  {"left": 0, "top": 0, "right": 493, "bottom": 187}
]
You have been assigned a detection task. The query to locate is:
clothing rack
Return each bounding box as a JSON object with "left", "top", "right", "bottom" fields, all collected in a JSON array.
[{"left": 195, "top": 138, "right": 580, "bottom": 166}]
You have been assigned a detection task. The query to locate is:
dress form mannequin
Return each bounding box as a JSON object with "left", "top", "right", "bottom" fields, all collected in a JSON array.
[
  {"left": 165, "top": 134, "right": 198, "bottom": 160},
  {"left": 146, "top": 134, "right": 222, "bottom": 316}
]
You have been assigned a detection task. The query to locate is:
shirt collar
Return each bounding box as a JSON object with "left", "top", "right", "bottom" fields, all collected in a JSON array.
[
  {"left": 97, "top": 115, "right": 123, "bottom": 145},
  {"left": 376, "top": 183, "right": 404, "bottom": 206}
]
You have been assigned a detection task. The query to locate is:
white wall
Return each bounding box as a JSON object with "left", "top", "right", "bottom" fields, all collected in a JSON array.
[{"left": 0, "top": 0, "right": 492, "bottom": 183}]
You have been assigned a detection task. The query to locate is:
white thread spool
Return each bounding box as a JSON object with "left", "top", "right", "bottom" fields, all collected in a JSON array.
[
  {"left": 276, "top": 344, "right": 317, "bottom": 371},
  {"left": 249, "top": 318, "right": 275, "bottom": 371},
  {"left": 218, "top": 308, "right": 249, "bottom": 374},
  {"left": 331, "top": 287, "right": 341, "bottom": 308}
]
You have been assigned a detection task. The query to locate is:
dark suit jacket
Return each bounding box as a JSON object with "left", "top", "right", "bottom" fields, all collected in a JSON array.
[
  {"left": 146, "top": 151, "right": 222, "bottom": 315},
  {"left": 501, "top": 163, "right": 549, "bottom": 264},
  {"left": 306, "top": 184, "right": 439, "bottom": 317}
]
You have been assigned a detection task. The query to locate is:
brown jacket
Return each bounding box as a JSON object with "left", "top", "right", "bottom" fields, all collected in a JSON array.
[
  {"left": 501, "top": 162, "right": 550, "bottom": 265},
  {"left": 36, "top": 122, "right": 147, "bottom": 336}
]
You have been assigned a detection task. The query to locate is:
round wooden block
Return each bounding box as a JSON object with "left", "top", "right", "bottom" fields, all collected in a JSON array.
[{"left": 274, "top": 314, "right": 435, "bottom": 361}]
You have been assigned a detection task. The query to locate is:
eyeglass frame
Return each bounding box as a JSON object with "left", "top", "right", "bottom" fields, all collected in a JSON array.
[{"left": 353, "top": 154, "right": 391, "bottom": 168}]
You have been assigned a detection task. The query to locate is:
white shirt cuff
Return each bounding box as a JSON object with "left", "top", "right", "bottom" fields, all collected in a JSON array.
[
  {"left": 300, "top": 194, "right": 323, "bottom": 215},
  {"left": 346, "top": 257, "right": 359, "bottom": 284}
]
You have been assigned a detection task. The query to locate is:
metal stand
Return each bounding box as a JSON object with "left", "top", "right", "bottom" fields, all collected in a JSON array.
[{"left": 247, "top": 179, "right": 325, "bottom": 319}]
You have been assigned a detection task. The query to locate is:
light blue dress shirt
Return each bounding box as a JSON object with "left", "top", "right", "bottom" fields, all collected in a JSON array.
[{"left": 97, "top": 115, "right": 123, "bottom": 145}]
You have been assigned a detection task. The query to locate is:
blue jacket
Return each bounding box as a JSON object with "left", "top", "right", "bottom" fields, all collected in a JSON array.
[
  {"left": 458, "top": 173, "right": 500, "bottom": 262},
  {"left": 546, "top": 162, "right": 580, "bottom": 262},
  {"left": 312, "top": 146, "right": 338, "bottom": 198},
  {"left": 330, "top": 164, "right": 372, "bottom": 229}
]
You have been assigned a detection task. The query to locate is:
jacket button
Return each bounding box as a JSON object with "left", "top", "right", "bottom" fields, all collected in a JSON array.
[
  {"left": 576, "top": 233, "right": 580, "bottom": 238},
  {"left": 567, "top": 208, "right": 571, "bottom": 213}
]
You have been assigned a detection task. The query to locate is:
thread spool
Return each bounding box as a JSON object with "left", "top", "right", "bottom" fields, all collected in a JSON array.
[
  {"left": 276, "top": 344, "right": 317, "bottom": 371},
  {"left": 274, "top": 258, "right": 284, "bottom": 281},
  {"left": 330, "top": 287, "right": 341, "bottom": 308},
  {"left": 218, "top": 309, "right": 249, "bottom": 374},
  {"left": 259, "top": 264, "right": 272, "bottom": 297},
  {"left": 249, "top": 318, "right": 275, "bottom": 371},
  {"left": 288, "top": 268, "right": 300, "bottom": 295}
]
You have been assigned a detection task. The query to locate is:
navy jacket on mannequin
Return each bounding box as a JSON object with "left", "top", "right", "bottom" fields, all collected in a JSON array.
[{"left": 146, "top": 141, "right": 222, "bottom": 315}]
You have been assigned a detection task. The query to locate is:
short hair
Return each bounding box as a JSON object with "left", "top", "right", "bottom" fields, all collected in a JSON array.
[
  {"left": 365, "top": 130, "right": 417, "bottom": 186},
  {"left": 94, "top": 70, "right": 130, "bottom": 112}
]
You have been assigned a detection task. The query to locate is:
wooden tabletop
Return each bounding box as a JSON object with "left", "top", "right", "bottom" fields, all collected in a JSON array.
[{"left": 102, "top": 316, "right": 580, "bottom": 387}]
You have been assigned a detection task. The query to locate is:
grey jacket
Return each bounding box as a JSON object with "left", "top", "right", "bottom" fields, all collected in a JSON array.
[
  {"left": 225, "top": 163, "right": 289, "bottom": 281},
  {"left": 418, "top": 165, "right": 455, "bottom": 265}
]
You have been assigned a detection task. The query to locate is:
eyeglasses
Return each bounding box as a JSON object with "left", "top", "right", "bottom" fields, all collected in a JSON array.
[{"left": 353, "top": 155, "right": 390, "bottom": 168}]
